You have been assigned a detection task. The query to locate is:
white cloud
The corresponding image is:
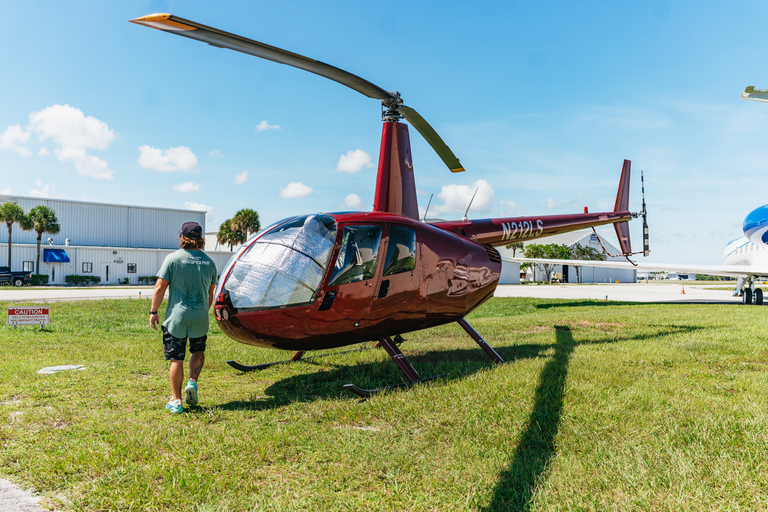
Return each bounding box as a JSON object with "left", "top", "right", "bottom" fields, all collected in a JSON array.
[
  {"left": 28, "top": 179, "right": 59, "bottom": 198},
  {"left": 431, "top": 179, "right": 495, "bottom": 216},
  {"left": 502, "top": 199, "right": 520, "bottom": 214},
  {"left": 173, "top": 182, "right": 200, "bottom": 193},
  {"left": 234, "top": 170, "right": 248, "bottom": 185},
  {"left": 38, "top": 147, "right": 49, "bottom": 156},
  {"left": 29, "top": 104, "right": 116, "bottom": 180},
  {"left": 0, "top": 125, "right": 31, "bottom": 157},
  {"left": 209, "top": 149, "right": 223, "bottom": 158},
  {"left": 0, "top": 187, "right": 11, "bottom": 195},
  {"left": 337, "top": 149, "right": 374, "bottom": 173},
  {"left": 344, "top": 193, "right": 364, "bottom": 209},
  {"left": 184, "top": 202, "right": 213, "bottom": 224},
  {"left": 546, "top": 198, "right": 559, "bottom": 209},
  {"left": 280, "top": 181, "right": 313, "bottom": 199},
  {"left": 138, "top": 145, "right": 197, "bottom": 172},
  {"left": 256, "top": 120, "right": 280, "bottom": 132}
]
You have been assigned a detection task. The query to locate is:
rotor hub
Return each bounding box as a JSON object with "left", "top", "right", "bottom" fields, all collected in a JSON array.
[{"left": 382, "top": 91, "right": 404, "bottom": 121}]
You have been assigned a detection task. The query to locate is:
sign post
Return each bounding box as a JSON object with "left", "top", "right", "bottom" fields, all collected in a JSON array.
[{"left": 7, "top": 307, "right": 50, "bottom": 329}]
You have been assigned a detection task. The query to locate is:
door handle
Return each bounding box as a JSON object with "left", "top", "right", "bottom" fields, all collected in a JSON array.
[{"left": 377, "top": 280, "right": 390, "bottom": 299}]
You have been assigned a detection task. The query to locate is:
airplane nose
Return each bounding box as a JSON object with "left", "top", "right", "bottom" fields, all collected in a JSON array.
[{"left": 743, "top": 204, "right": 768, "bottom": 245}]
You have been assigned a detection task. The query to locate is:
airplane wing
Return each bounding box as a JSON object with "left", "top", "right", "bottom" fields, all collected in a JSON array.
[
  {"left": 742, "top": 86, "right": 768, "bottom": 103},
  {"left": 504, "top": 257, "right": 768, "bottom": 280}
]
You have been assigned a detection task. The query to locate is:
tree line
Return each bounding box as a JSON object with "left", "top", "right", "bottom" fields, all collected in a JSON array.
[
  {"left": 1, "top": 202, "right": 59, "bottom": 274},
  {"left": 216, "top": 208, "right": 260, "bottom": 251},
  {"left": 508, "top": 241, "right": 607, "bottom": 283}
]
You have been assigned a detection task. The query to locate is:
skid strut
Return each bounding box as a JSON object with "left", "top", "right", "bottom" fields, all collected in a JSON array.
[
  {"left": 457, "top": 318, "right": 504, "bottom": 363},
  {"left": 344, "top": 319, "right": 504, "bottom": 398}
]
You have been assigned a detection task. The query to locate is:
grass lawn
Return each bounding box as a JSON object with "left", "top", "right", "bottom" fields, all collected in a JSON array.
[{"left": 1, "top": 297, "right": 767, "bottom": 511}]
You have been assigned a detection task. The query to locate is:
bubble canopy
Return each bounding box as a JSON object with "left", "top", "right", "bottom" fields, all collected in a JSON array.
[{"left": 218, "top": 214, "right": 337, "bottom": 311}]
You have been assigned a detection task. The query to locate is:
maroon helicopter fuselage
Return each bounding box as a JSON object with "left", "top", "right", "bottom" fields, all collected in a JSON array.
[{"left": 214, "top": 212, "right": 501, "bottom": 350}]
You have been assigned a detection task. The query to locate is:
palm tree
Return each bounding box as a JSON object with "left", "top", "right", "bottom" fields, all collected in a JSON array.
[
  {"left": 217, "top": 219, "right": 245, "bottom": 251},
  {"left": 231, "top": 208, "right": 260, "bottom": 240},
  {"left": 20, "top": 205, "right": 60, "bottom": 274},
  {"left": 0, "top": 202, "right": 26, "bottom": 270}
]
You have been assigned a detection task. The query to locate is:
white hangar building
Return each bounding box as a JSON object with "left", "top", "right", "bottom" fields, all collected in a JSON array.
[
  {"left": 497, "top": 230, "right": 637, "bottom": 284},
  {"left": 0, "top": 195, "right": 235, "bottom": 286}
]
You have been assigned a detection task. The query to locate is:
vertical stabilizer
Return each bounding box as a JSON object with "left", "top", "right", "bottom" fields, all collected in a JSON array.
[{"left": 613, "top": 159, "right": 632, "bottom": 255}]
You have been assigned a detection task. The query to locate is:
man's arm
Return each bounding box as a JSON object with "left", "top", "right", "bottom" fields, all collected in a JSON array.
[{"left": 150, "top": 277, "right": 169, "bottom": 330}]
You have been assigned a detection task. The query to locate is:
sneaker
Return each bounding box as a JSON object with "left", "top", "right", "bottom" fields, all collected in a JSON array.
[
  {"left": 165, "top": 399, "right": 183, "bottom": 414},
  {"left": 184, "top": 379, "right": 198, "bottom": 406}
]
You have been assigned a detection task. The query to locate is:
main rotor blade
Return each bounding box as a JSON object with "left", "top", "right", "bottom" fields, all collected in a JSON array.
[
  {"left": 130, "top": 14, "right": 395, "bottom": 102},
  {"left": 403, "top": 106, "right": 464, "bottom": 172},
  {"left": 131, "top": 14, "right": 467, "bottom": 173}
]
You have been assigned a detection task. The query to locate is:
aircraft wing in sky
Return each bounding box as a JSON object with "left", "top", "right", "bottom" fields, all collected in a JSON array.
[{"left": 742, "top": 86, "right": 768, "bottom": 103}]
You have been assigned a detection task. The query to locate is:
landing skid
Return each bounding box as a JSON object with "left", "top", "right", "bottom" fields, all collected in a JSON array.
[
  {"left": 226, "top": 345, "right": 374, "bottom": 372},
  {"left": 343, "top": 319, "right": 504, "bottom": 398}
]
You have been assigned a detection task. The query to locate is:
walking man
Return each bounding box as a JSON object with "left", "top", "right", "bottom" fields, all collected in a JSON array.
[{"left": 150, "top": 221, "right": 218, "bottom": 413}]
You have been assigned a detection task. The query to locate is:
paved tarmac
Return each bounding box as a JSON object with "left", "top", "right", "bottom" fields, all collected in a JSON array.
[
  {"left": 0, "top": 285, "right": 154, "bottom": 303},
  {"left": 0, "top": 282, "right": 744, "bottom": 304},
  {"left": 493, "top": 282, "right": 742, "bottom": 303},
  {"left": 0, "top": 478, "right": 45, "bottom": 511}
]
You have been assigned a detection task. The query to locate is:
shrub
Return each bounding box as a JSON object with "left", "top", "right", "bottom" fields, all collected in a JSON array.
[
  {"left": 65, "top": 275, "right": 101, "bottom": 286},
  {"left": 119, "top": 278, "right": 129, "bottom": 285},
  {"left": 138, "top": 276, "right": 158, "bottom": 285},
  {"left": 30, "top": 274, "right": 49, "bottom": 286}
]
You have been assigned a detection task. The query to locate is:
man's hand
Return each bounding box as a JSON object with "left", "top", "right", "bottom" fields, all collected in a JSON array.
[{"left": 149, "top": 277, "right": 169, "bottom": 330}]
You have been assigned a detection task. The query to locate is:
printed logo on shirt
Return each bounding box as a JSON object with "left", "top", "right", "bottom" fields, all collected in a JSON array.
[{"left": 182, "top": 256, "right": 212, "bottom": 266}]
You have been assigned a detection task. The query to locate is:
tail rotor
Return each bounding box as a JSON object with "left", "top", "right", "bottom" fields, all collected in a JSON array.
[{"left": 641, "top": 170, "right": 649, "bottom": 257}]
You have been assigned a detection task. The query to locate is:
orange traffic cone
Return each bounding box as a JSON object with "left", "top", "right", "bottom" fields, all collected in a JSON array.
[{"left": 680, "top": 284, "right": 685, "bottom": 294}]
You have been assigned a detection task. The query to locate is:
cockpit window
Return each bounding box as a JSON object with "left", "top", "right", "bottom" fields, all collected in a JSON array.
[
  {"left": 383, "top": 226, "right": 416, "bottom": 276},
  {"left": 223, "top": 214, "right": 337, "bottom": 309},
  {"left": 329, "top": 225, "right": 382, "bottom": 286}
]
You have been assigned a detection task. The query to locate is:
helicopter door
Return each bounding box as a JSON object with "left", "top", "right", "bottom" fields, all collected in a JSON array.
[
  {"left": 309, "top": 224, "right": 383, "bottom": 338},
  {"left": 368, "top": 225, "right": 422, "bottom": 334}
]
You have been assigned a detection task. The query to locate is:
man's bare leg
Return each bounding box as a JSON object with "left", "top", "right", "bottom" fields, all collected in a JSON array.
[
  {"left": 189, "top": 352, "right": 205, "bottom": 382},
  {"left": 169, "top": 360, "right": 184, "bottom": 402}
]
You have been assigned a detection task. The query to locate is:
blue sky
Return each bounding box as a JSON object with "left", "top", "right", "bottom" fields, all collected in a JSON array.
[{"left": 1, "top": 1, "right": 767, "bottom": 265}]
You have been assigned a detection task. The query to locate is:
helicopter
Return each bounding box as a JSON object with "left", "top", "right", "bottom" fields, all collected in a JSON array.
[{"left": 131, "top": 14, "right": 647, "bottom": 396}]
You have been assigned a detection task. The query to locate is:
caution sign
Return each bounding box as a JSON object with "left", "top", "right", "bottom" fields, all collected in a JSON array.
[{"left": 7, "top": 307, "right": 50, "bottom": 326}]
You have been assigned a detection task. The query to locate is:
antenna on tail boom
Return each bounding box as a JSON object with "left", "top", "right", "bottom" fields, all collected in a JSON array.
[{"left": 462, "top": 188, "right": 479, "bottom": 222}]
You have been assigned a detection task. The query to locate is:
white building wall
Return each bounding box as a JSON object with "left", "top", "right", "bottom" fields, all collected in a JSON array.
[
  {"left": 3, "top": 243, "right": 235, "bottom": 285},
  {"left": 0, "top": 195, "right": 205, "bottom": 250}
]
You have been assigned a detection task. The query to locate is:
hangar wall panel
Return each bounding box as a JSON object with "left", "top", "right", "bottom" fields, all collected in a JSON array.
[{"left": 0, "top": 195, "right": 205, "bottom": 250}]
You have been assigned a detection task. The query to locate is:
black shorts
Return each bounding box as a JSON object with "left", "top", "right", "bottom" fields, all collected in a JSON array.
[{"left": 162, "top": 326, "right": 207, "bottom": 361}]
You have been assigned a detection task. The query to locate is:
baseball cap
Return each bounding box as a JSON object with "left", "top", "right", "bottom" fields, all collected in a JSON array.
[{"left": 180, "top": 221, "right": 203, "bottom": 239}]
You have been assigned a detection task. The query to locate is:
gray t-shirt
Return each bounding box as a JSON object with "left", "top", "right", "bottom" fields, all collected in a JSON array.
[{"left": 157, "top": 249, "right": 218, "bottom": 338}]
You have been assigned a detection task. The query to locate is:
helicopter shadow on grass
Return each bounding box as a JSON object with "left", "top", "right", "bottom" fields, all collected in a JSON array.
[
  {"left": 482, "top": 322, "right": 706, "bottom": 512},
  {"left": 214, "top": 342, "right": 558, "bottom": 412},
  {"left": 214, "top": 321, "right": 699, "bottom": 417}
]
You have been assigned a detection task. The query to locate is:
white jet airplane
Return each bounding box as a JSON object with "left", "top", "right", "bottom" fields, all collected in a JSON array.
[{"left": 508, "top": 204, "right": 768, "bottom": 305}]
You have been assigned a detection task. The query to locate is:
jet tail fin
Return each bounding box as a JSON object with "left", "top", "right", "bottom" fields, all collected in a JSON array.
[{"left": 613, "top": 159, "right": 632, "bottom": 255}]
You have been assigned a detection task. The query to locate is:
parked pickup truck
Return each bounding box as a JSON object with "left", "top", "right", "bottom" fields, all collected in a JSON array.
[{"left": 0, "top": 266, "right": 32, "bottom": 287}]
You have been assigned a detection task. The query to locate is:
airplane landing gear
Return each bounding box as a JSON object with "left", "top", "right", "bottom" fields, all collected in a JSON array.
[{"left": 741, "top": 287, "right": 763, "bottom": 305}]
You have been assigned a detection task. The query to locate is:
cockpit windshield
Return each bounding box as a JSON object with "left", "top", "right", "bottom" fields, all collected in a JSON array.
[{"left": 222, "top": 214, "right": 337, "bottom": 310}]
